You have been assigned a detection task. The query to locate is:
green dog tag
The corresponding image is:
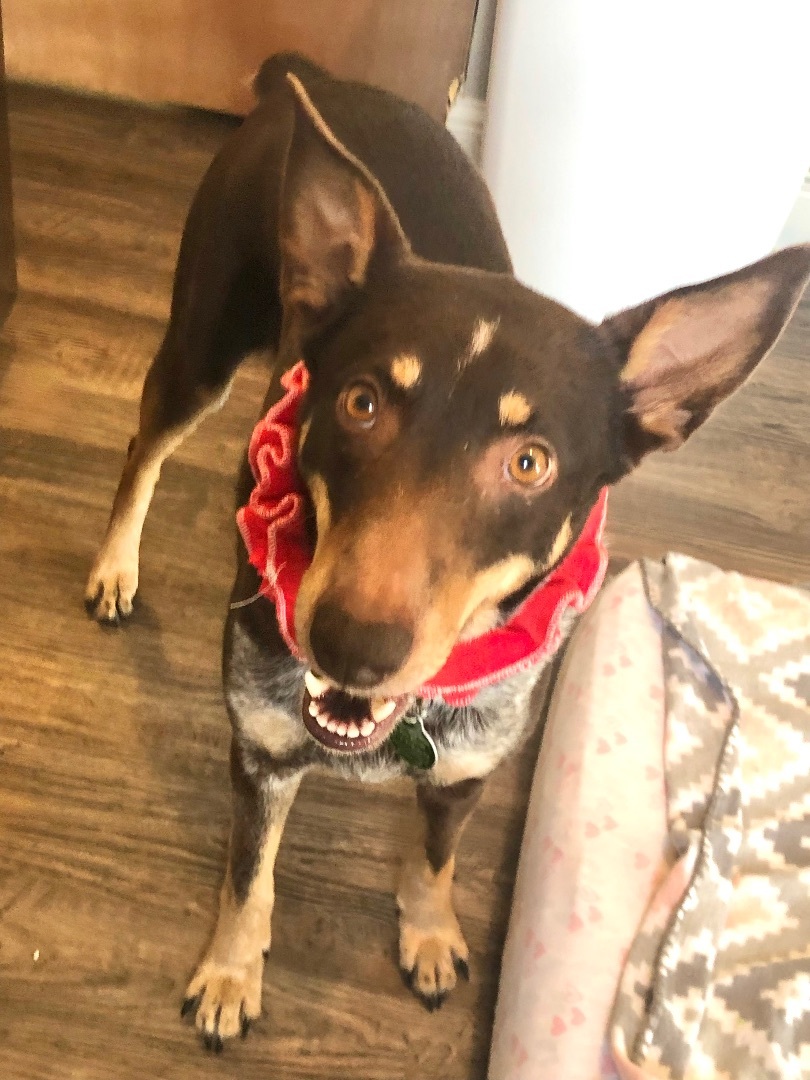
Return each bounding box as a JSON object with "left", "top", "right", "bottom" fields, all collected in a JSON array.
[{"left": 388, "top": 711, "right": 437, "bottom": 770}]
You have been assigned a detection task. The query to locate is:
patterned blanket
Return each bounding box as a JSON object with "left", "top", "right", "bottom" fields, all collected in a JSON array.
[{"left": 611, "top": 554, "right": 810, "bottom": 1080}]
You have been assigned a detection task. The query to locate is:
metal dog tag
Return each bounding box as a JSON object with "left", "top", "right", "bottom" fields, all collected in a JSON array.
[{"left": 388, "top": 708, "right": 437, "bottom": 770}]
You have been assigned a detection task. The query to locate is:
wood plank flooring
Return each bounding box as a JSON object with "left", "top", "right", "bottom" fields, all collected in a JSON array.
[
  {"left": 0, "top": 9, "right": 17, "bottom": 320},
  {"left": 0, "top": 84, "right": 808, "bottom": 1080}
]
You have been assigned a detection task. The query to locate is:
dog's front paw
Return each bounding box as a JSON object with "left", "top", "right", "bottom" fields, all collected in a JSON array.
[
  {"left": 398, "top": 914, "right": 470, "bottom": 1012},
  {"left": 181, "top": 955, "right": 263, "bottom": 1052},
  {"left": 84, "top": 541, "right": 139, "bottom": 624}
]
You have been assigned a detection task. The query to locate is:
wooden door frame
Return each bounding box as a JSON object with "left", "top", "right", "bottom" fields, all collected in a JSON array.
[{"left": 3, "top": 1, "right": 478, "bottom": 123}]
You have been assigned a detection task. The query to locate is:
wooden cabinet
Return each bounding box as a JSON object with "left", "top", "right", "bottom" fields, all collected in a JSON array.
[{"left": 3, "top": 0, "right": 476, "bottom": 121}]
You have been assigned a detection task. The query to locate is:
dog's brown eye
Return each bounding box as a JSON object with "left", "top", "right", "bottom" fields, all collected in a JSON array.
[
  {"left": 340, "top": 381, "right": 378, "bottom": 429},
  {"left": 507, "top": 443, "right": 555, "bottom": 488}
]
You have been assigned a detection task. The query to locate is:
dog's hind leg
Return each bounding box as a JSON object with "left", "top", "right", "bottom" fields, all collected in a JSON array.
[
  {"left": 397, "top": 777, "right": 484, "bottom": 1010},
  {"left": 85, "top": 336, "right": 234, "bottom": 622},
  {"left": 182, "top": 739, "right": 303, "bottom": 1051},
  {"left": 85, "top": 197, "right": 280, "bottom": 623}
]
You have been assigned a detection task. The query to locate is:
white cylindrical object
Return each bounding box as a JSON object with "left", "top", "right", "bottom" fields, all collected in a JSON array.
[{"left": 482, "top": 2, "right": 810, "bottom": 321}]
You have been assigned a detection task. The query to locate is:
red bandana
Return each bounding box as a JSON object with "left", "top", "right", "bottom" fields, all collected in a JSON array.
[{"left": 237, "top": 362, "right": 609, "bottom": 706}]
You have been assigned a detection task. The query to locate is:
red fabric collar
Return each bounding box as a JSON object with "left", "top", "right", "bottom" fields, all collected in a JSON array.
[{"left": 237, "top": 362, "right": 609, "bottom": 706}]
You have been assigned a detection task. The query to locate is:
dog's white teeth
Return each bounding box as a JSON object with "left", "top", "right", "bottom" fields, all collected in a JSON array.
[
  {"left": 305, "top": 678, "right": 394, "bottom": 742},
  {"left": 371, "top": 698, "right": 396, "bottom": 722},
  {"left": 304, "top": 669, "right": 329, "bottom": 698}
]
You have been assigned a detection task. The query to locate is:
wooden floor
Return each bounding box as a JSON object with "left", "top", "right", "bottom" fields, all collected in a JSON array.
[{"left": 0, "top": 85, "right": 808, "bottom": 1080}]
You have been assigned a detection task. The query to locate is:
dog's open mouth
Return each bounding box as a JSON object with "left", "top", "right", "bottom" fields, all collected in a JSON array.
[{"left": 301, "top": 670, "right": 410, "bottom": 754}]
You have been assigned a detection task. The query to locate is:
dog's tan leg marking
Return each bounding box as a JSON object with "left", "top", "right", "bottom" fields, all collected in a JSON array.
[
  {"left": 398, "top": 856, "right": 468, "bottom": 1006},
  {"left": 85, "top": 379, "right": 232, "bottom": 621},
  {"left": 185, "top": 771, "right": 301, "bottom": 1047},
  {"left": 397, "top": 778, "right": 484, "bottom": 1009}
]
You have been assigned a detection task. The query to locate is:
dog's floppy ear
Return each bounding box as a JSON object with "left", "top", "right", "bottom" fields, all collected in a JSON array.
[
  {"left": 601, "top": 245, "right": 810, "bottom": 468},
  {"left": 279, "top": 74, "right": 409, "bottom": 341}
]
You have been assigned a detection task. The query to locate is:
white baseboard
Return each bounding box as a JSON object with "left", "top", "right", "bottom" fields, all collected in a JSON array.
[{"left": 445, "top": 96, "right": 487, "bottom": 165}]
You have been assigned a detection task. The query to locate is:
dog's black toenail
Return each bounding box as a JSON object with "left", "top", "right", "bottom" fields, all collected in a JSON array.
[
  {"left": 239, "top": 1003, "right": 251, "bottom": 1038},
  {"left": 181, "top": 995, "right": 200, "bottom": 1019},
  {"left": 213, "top": 1034, "right": 223, "bottom": 1054},
  {"left": 116, "top": 594, "right": 135, "bottom": 620},
  {"left": 84, "top": 585, "right": 103, "bottom": 616},
  {"left": 399, "top": 966, "right": 415, "bottom": 990},
  {"left": 203, "top": 1032, "right": 214, "bottom": 1051},
  {"left": 415, "top": 989, "right": 439, "bottom": 1013},
  {"left": 453, "top": 956, "right": 470, "bottom": 982}
]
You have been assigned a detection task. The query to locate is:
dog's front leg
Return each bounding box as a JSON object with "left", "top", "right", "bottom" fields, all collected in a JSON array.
[
  {"left": 397, "top": 777, "right": 484, "bottom": 1010},
  {"left": 183, "top": 739, "right": 302, "bottom": 1051}
]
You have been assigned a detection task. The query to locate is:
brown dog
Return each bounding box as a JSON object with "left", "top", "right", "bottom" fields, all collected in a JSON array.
[{"left": 85, "top": 54, "right": 810, "bottom": 1050}]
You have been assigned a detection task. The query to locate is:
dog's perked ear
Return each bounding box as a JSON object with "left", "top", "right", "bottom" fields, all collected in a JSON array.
[
  {"left": 279, "top": 74, "right": 410, "bottom": 343},
  {"left": 601, "top": 244, "right": 810, "bottom": 469}
]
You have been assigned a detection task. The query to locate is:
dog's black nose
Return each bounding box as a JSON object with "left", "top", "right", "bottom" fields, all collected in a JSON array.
[{"left": 309, "top": 602, "right": 413, "bottom": 688}]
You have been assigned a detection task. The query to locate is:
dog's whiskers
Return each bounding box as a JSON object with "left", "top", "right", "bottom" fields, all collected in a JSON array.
[{"left": 230, "top": 588, "right": 269, "bottom": 610}]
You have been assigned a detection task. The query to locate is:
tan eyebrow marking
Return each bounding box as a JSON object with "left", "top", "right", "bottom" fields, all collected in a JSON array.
[
  {"left": 498, "top": 390, "right": 532, "bottom": 427},
  {"left": 458, "top": 317, "right": 500, "bottom": 372},
  {"left": 390, "top": 354, "right": 422, "bottom": 389}
]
